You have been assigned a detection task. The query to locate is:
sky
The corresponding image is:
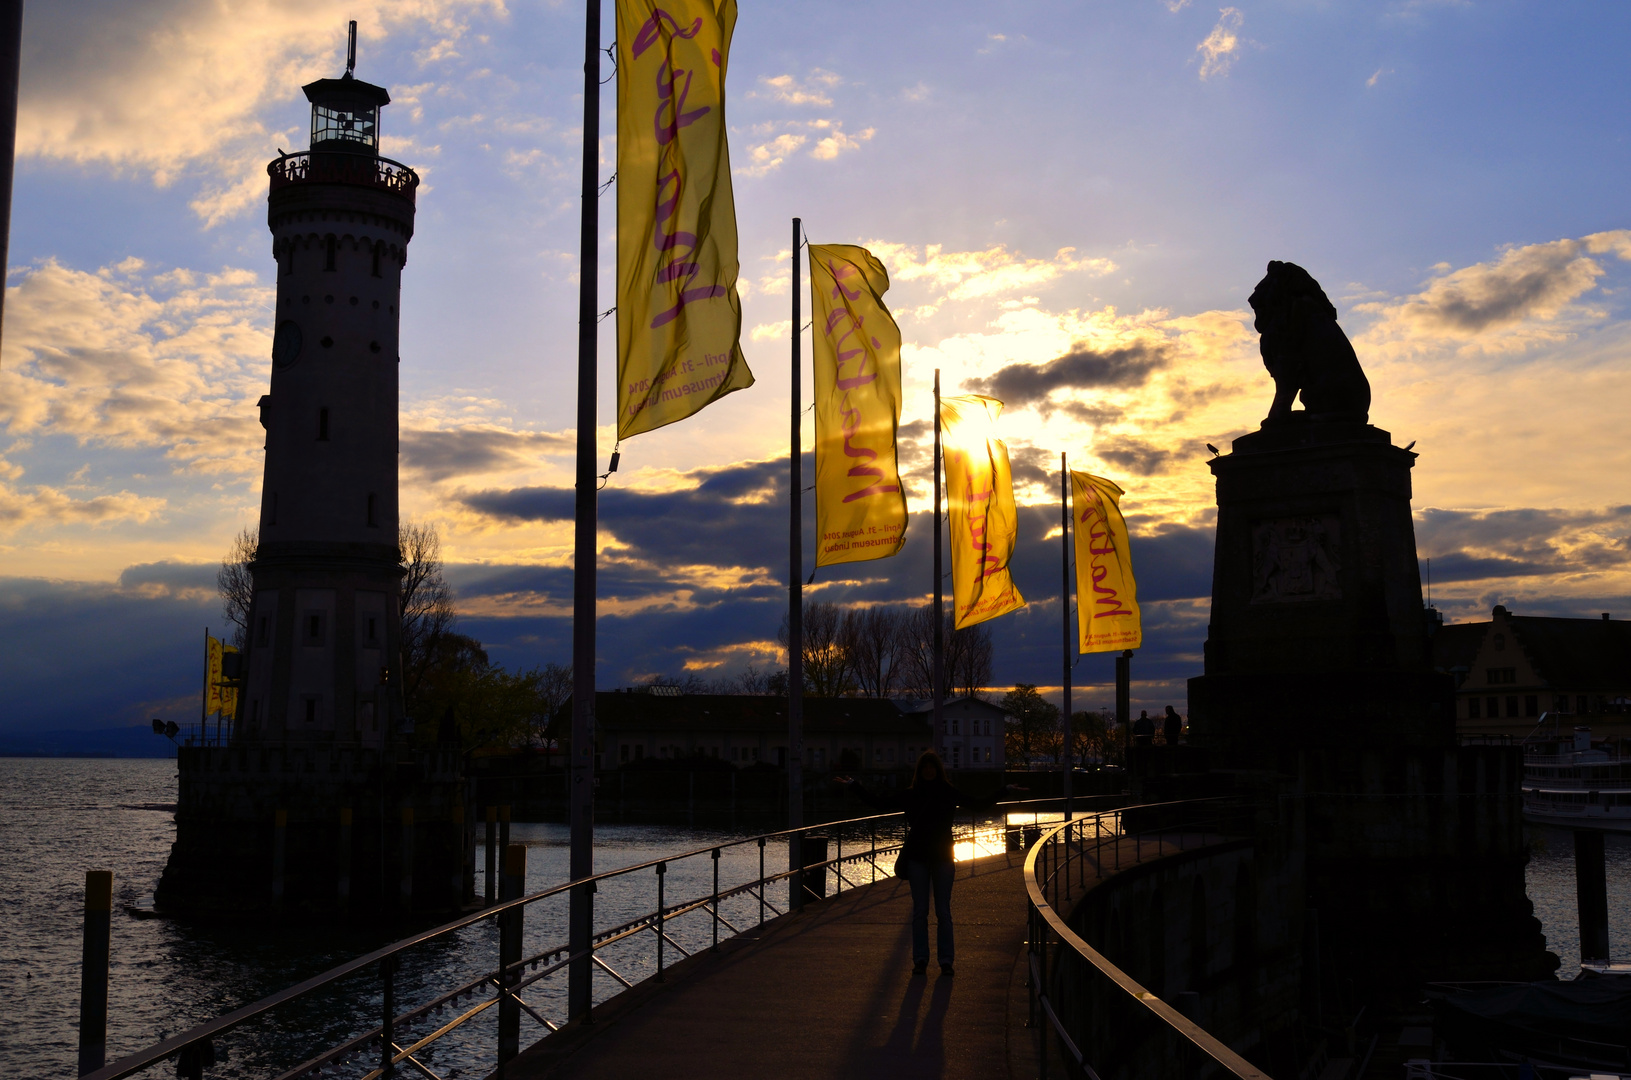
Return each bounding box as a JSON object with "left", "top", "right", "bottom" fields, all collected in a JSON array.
[{"left": 2, "top": 0, "right": 1630, "bottom": 736}]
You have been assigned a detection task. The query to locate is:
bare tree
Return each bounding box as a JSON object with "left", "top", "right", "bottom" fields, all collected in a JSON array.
[
  {"left": 947, "top": 622, "right": 994, "bottom": 700},
  {"left": 895, "top": 603, "right": 994, "bottom": 701},
  {"left": 217, "top": 527, "right": 258, "bottom": 648},
  {"left": 778, "top": 599, "right": 854, "bottom": 697},
  {"left": 400, "top": 519, "right": 457, "bottom": 711},
  {"left": 842, "top": 605, "right": 906, "bottom": 698}
]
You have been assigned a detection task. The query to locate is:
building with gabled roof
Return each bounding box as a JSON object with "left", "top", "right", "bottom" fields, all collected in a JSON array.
[{"left": 1432, "top": 604, "right": 1631, "bottom": 739}]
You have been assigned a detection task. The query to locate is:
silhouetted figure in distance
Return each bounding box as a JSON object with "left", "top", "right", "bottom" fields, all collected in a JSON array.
[
  {"left": 1132, "top": 710, "right": 1155, "bottom": 747},
  {"left": 1163, "top": 705, "right": 1183, "bottom": 744}
]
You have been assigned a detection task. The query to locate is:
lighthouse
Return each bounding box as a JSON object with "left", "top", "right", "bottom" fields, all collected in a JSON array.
[
  {"left": 241, "top": 36, "right": 415, "bottom": 747},
  {"left": 158, "top": 31, "right": 472, "bottom": 919}
]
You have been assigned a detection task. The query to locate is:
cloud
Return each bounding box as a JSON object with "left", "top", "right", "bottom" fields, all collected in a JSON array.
[
  {"left": 736, "top": 132, "right": 807, "bottom": 178},
  {"left": 400, "top": 426, "right": 573, "bottom": 483},
  {"left": 1415, "top": 505, "right": 1631, "bottom": 584},
  {"left": 863, "top": 243, "right": 1116, "bottom": 303},
  {"left": 968, "top": 341, "right": 1171, "bottom": 405},
  {"left": 810, "top": 124, "right": 875, "bottom": 161},
  {"left": 1092, "top": 435, "right": 1181, "bottom": 476},
  {"left": 0, "top": 258, "right": 272, "bottom": 476},
  {"left": 750, "top": 70, "right": 842, "bottom": 108},
  {"left": 1366, "top": 68, "right": 1391, "bottom": 88},
  {"left": 1196, "top": 8, "right": 1244, "bottom": 80},
  {"left": 18, "top": 0, "right": 499, "bottom": 223},
  {"left": 0, "top": 481, "right": 166, "bottom": 532},
  {"left": 1355, "top": 231, "right": 1631, "bottom": 358}
]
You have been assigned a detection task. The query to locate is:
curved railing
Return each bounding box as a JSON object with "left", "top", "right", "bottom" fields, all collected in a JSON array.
[
  {"left": 268, "top": 151, "right": 419, "bottom": 204},
  {"left": 84, "top": 793, "right": 1100, "bottom": 1080},
  {"left": 1024, "top": 798, "right": 1272, "bottom": 1079}
]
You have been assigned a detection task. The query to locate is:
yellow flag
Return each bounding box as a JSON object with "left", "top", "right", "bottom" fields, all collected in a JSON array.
[
  {"left": 941, "top": 395, "right": 1026, "bottom": 629},
  {"left": 616, "top": 0, "right": 754, "bottom": 439},
  {"left": 205, "top": 635, "right": 223, "bottom": 714},
  {"left": 220, "top": 645, "right": 240, "bottom": 720},
  {"left": 1071, "top": 470, "right": 1142, "bottom": 653},
  {"left": 810, "top": 244, "right": 907, "bottom": 567}
]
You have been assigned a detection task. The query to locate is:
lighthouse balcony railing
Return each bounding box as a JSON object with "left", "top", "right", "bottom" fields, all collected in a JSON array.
[
  {"left": 268, "top": 151, "right": 419, "bottom": 203},
  {"left": 81, "top": 792, "right": 1113, "bottom": 1080}
]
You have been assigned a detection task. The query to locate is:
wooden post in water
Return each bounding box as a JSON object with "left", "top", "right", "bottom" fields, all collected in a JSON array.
[
  {"left": 272, "top": 808, "right": 287, "bottom": 908},
  {"left": 338, "top": 807, "right": 352, "bottom": 911},
  {"left": 485, "top": 805, "right": 497, "bottom": 906},
  {"left": 399, "top": 807, "right": 415, "bottom": 911},
  {"left": 77, "top": 870, "right": 111, "bottom": 1077},
  {"left": 497, "top": 843, "right": 527, "bottom": 1070},
  {"left": 1575, "top": 828, "right": 1610, "bottom": 963}
]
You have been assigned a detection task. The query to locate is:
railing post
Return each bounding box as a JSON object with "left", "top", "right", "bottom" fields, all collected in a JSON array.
[
  {"left": 498, "top": 843, "right": 525, "bottom": 1070},
  {"left": 757, "top": 837, "right": 766, "bottom": 925},
  {"left": 869, "top": 819, "right": 876, "bottom": 885},
  {"left": 77, "top": 870, "right": 111, "bottom": 1077},
  {"left": 655, "top": 862, "right": 667, "bottom": 981},
  {"left": 836, "top": 828, "right": 842, "bottom": 893},
  {"left": 380, "top": 955, "right": 396, "bottom": 1079},
  {"left": 711, "top": 848, "right": 721, "bottom": 952}
]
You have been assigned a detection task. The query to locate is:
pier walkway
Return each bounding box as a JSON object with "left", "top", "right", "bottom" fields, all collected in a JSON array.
[{"left": 506, "top": 848, "right": 1042, "bottom": 1080}]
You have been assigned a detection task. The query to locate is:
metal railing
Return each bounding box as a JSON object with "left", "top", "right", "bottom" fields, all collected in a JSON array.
[
  {"left": 85, "top": 794, "right": 1086, "bottom": 1080},
  {"left": 1024, "top": 797, "right": 1271, "bottom": 1080},
  {"left": 267, "top": 152, "right": 419, "bottom": 203}
]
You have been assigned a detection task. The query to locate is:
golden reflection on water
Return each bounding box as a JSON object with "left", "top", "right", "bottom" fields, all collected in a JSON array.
[{"left": 946, "top": 811, "right": 1125, "bottom": 863}]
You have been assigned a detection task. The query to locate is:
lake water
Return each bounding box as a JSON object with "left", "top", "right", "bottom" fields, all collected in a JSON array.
[{"left": 2, "top": 759, "right": 1626, "bottom": 1077}]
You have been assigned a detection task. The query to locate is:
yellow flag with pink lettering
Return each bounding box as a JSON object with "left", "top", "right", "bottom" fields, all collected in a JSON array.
[
  {"left": 941, "top": 395, "right": 1026, "bottom": 629},
  {"left": 810, "top": 244, "right": 907, "bottom": 567},
  {"left": 1071, "top": 470, "right": 1142, "bottom": 653},
  {"left": 615, "top": 0, "right": 755, "bottom": 439}
]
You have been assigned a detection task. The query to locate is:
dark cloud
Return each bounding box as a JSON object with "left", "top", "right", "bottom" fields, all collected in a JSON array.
[
  {"left": 968, "top": 342, "right": 1169, "bottom": 407},
  {"left": 1415, "top": 506, "right": 1631, "bottom": 582},
  {"left": 401, "top": 428, "right": 573, "bottom": 483},
  {"left": 1404, "top": 240, "right": 1604, "bottom": 334},
  {"left": 117, "top": 560, "right": 217, "bottom": 592},
  {"left": 1092, "top": 436, "right": 1179, "bottom": 477}
]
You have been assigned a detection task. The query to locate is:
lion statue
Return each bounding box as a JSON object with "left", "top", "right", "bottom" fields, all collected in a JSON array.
[{"left": 1248, "top": 260, "right": 1370, "bottom": 425}]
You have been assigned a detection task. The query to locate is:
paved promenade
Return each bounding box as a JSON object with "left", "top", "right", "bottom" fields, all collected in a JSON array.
[{"left": 506, "top": 848, "right": 1044, "bottom": 1080}]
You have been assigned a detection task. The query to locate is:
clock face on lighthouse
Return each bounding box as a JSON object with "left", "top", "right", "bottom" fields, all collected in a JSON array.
[{"left": 273, "top": 320, "right": 303, "bottom": 369}]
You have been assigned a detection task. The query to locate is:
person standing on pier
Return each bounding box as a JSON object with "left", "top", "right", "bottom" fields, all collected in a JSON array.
[{"left": 834, "top": 751, "right": 1020, "bottom": 977}]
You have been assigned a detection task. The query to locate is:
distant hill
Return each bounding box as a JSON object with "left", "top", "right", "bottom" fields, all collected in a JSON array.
[{"left": 0, "top": 725, "right": 178, "bottom": 758}]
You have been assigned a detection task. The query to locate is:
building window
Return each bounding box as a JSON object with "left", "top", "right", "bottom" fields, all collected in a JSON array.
[
  {"left": 372, "top": 242, "right": 384, "bottom": 278},
  {"left": 304, "top": 697, "right": 317, "bottom": 723},
  {"left": 1488, "top": 667, "right": 1516, "bottom": 685},
  {"left": 1578, "top": 695, "right": 1590, "bottom": 715},
  {"left": 951, "top": 745, "right": 961, "bottom": 768},
  {"left": 1486, "top": 697, "right": 1499, "bottom": 718},
  {"left": 257, "top": 615, "right": 269, "bottom": 646},
  {"left": 366, "top": 617, "right": 378, "bottom": 643},
  {"left": 1506, "top": 696, "right": 1519, "bottom": 718},
  {"left": 325, "top": 234, "right": 337, "bottom": 271},
  {"left": 367, "top": 493, "right": 378, "bottom": 527},
  {"left": 317, "top": 407, "right": 329, "bottom": 441},
  {"left": 620, "top": 744, "right": 630, "bottom": 763},
  {"left": 1468, "top": 697, "right": 1481, "bottom": 720},
  {"left": 1525, "top": 695, "right": 1539, "bottom": 717},
  {"left": 950, "top": 719, "right": 960, "bottom": 735},
  {"left": 282, "top": 244, "right": 293, "bottom": 276},
  {"left": 887, "top": 747, "right": 896, "bottom": 763},
  {"left": 303, "top": 612, "right": 326, "bottom": 646}
]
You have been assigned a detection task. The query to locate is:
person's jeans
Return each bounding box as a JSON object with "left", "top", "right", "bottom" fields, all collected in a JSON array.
[{"left": 905, "top": 859, "right": 955, "bottom": 965}]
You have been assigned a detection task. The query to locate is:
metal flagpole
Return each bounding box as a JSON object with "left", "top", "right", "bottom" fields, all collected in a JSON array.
[
  {"left": 1061, "top": 452, "right": 1073, "bottom": 820},
  {"left": 788, "top": 218, "right": 805, "bottom": 910},
  {"left": 566, "top": 0, "right": 601, "bottom": 1023},
  {"left": 0, "top": 1, "right": 22, "bottom": 358},
  {"left": 932, "top": 371, "right": 944, "bottom": 754},
  {"left": 201, "top": 628, "right": 209, "bottom": 740}
]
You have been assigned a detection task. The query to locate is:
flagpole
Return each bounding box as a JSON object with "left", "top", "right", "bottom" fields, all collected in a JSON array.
[
  {"left": 1061, "top": 452, "right": 1073, "bottom": 820},
  {"left": 932, "top": 370, "right": 944, "bottom": 755},
  {"left": 201, "top": 628, "right": 209, "bottom": 742},
  {"left": 566, "top": 0, "right": 601, "bottom": 1023},
  {"left": 788, "top": 218, "right": 805, "bottom": 909}
]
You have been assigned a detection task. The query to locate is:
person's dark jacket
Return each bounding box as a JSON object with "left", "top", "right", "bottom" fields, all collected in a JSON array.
[{"left": 847, "top": 778, "right": 1010, "bottom": 865}]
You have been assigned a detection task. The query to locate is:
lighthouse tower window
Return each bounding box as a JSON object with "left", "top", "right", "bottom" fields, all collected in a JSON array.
[
  {"left": 366, "top": 492, "right": 378, "bottom": 527},
  {"left": 317, "top": 408, "right": 330, "bottom": 441},
  {"left": 311, "top": 101, "right": 378, "bottom": 151},
  {"left": 324, "top": 235, "right": 337, "bottom": 271}
]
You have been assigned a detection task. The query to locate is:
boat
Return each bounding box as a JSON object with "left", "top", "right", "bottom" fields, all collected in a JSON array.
[{"left": 1521, "top": 722, "right": 1631, "bottom": 832}]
